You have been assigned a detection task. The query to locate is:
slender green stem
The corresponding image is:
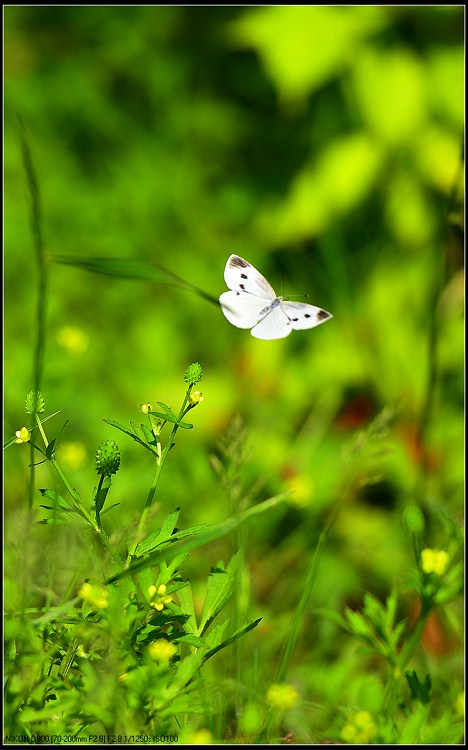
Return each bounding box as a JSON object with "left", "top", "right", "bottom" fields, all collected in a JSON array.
[
  {"left": 126, "top": 384, "right": 194, "bottom": 565},
  {"left": 398, "top": 596, "right": 433, "bottom": 670},
  {"left": 144, "top": 385, "right": 193, "bottom": 511},
  {"left": 20, "top": 122, "right": 50, "bottom": 510},
  {"left": 35, "top": 412, "right": 49, "bottom": 448},
  {"left": 417, "top": 144, "right": 463, "bottom": 493}
]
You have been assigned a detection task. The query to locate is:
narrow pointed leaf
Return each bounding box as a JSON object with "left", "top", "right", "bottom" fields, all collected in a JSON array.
[
  {"left": 105, "top": 492, "right": 289, "bottom": 584},
  {"left": 203, "top": 618, "right": 263, "bottom": 662},
  {"left": 51, "top": 254, "right": 219, "bottom": 305}
]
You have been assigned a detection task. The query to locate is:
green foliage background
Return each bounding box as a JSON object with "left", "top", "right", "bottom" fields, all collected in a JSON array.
[{"left": 4, "top": 5, "right": 464, "bottom": 742}]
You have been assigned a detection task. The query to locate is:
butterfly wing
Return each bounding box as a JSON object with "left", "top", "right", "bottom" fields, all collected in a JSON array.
[
  {"left": 224, "top": 255, "right": 277, "bottom": 299},
  {"left": 219, "top": 290, "right": 271, "bottom": 329},
  {"left": 280, "top": 301, "right": 333, "bottom": 330},
  {"left": 250, "top": 305, "right": 293, "bottom": 340},
  {"left": 220, "top": 255, "right": 277, "bottom": 330},
  {"left": 220, "top": 254, "right": 333, "bottom": 338}
]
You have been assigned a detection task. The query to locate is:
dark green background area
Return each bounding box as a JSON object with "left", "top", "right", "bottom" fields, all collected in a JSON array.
[{"left": 4, "top": 5, "right": 464, "bottom": 738}]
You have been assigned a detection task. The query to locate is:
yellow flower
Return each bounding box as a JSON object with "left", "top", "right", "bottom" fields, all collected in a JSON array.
[
  {"left": 266, "top": 683, "right": 299, "bottom": 711},
  {"left": 79, "top": 582, "right": 109, "bottom": 609},
  {"left": 189, "top": 391, "right": 204, "bottom": 405},
  {"left": 60, "top": 441, "right": 87, "bottom": 470},
  {"left": 283, "top": 472, "right": 314, "bottom": 508},
  {"left": 15, "top": 427, "right": 31, "bottom": 444},
  {"left": 140, "top": 403, "right": 152, "bottom": 415},
  {"left": 186, "top": 729, "right": 213, "bottom": 745},
  {"left": 57, "top": 326, "right": 89, "bottom": 355},
  {"left": 341, "top": 710, "right": 377, "bottom": 744},
  {"left": 149, "top": 583, "right": 173, "bottom": 611},
  {"left": 148, "top": 639, "right": 177, "bottom": 662},
  {"left": 421, "top": 548, "right": 449, "bottom": 576}
]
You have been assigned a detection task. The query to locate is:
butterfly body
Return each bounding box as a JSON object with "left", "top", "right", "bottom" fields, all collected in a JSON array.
[{"left": 220, "top": 254, "right": 332, "bottom": 340}]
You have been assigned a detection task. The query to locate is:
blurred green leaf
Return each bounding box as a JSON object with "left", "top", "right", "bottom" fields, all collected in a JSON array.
[{"left": 52, "top": 254, "right": 219, "bottom": 304}]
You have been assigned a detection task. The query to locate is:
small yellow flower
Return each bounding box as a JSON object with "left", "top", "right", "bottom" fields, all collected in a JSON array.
[
  {"left": 341, "top": 710, "right": 377, "bottom": 744},
  {"left": 283, "top": 473, "right": 314, "bottom": 508},
  {"left": 79, "top": 582, "right": 109, "bottom": 609},
  {"left": 421, "top": 548, "right": 449, "bottom": 576},
  {"left": 148, "top": 639, "right": 177, "bottom": 662},
  {"left": 57, "top": 326, "right": 89, "bottom": 355},
  {"left": 15, "top": 427, "right": 31, "bottom": 444},
  {"left": 149, "top": 583, "right": 173, "bottom": 611},
  {"left": 189, "top": 391, "right": 204, "bottom": 405},
  {"left": 60, "top": 441, "right": 87, "bottom": 470},
  {"left": 140, "top": 403, "right": 152, "bottom": 415},
  {"left": 455, "top": 691, "right": 464, "bottom": 716},
  {"left": 266, "top": 683, "right": 299, "bottom": 711},
  {"left": 186, "top": 729, "right": 213, "bottom": 745}
]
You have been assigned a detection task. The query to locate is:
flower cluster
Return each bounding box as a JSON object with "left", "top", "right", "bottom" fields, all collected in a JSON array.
[
  {"left": 266, "top": 683, "right": 299, "bottom": 711},
  {"left": 148, "top": 583, "right": 173, "bottom": 611},
  {"left": 421, "top": 548, "right": 449, "bottom": 576},
  {"left": 148, "top": 639, "right": 177, "bottom": 662},
  {"left": 341, "top": 710, "right": 377, "bottom": 744},
  {"left": 79, "top": 582, "right": 109, "bottom": 609}
]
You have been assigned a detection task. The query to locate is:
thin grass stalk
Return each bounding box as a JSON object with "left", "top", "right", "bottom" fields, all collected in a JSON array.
[{"left": 19, "top": 122, "right": 50, "bottom": 510}]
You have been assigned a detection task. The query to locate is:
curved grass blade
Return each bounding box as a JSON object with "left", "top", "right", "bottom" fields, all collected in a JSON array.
[{"left": 51, "top": 255, "right": 219, "bottom": 305}]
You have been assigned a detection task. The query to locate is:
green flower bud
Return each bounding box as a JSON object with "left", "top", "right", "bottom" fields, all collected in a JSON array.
[
  {"left": 25, "top": 390, "right": 45, "bottom": 415},
  {"left": 95, "top": 440, "right": 121, "bottom": 476},
  {"left": 184, "top": 362, "right": 203, "bottom": 385},
  {"left": 402, "top": 505, "right": 425, "bottom": 536}
]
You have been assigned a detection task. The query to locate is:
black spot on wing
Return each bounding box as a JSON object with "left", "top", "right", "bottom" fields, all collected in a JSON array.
[
  {"left": 230, "top": 256, "right": 249, "bottom": 269},
  {"left": 318, "top": 309, "right": 331, "bottom": 320},
  {"left": 241, "top": 273, "right": 248, "bottom": 279}
]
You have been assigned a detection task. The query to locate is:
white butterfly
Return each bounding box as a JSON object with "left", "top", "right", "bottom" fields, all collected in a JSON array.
[{"left": 220, "top": 254, "right": 333, "bottom": 340}]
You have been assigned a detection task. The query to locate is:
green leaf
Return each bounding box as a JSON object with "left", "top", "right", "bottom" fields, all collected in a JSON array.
[
  {"left": 139, "top": 423, "right": 158, "bottom": 445},
  {"left": 39, "top": 488, "right": 74, "bottom": 511},
  {"left": 345, "top": 608, "right": 374, "bottom": 641},
  {"left": 150, "top": 409, "right": 193, "bottom": 429},
  {"left": 199, "top": 553, "right": 242, "bottom": 635},
  {"left": 156, "top": 401, "right": 179, "bottom": 421},
  {"left": 405, "top": 670, "right": 432, "bottom": 705},
  {"left": 135, "top": 508, "right": 181, "bottom": 556},
  {"left": 203, "top": 618, "right": 263, "bottom": 662},
  {"left": 103, "top": 418, "right": 156, "bottom": 453},
  {"left": 100, "top": 502, "right": 120, "bottom": 516},
  {"left": 203, "top": 619, "right": 229, "bottom": 650},
  {"left": 165, "top": 651, "right": 207, "bottom": 698},
  {"left": 51, "top": 254, "right": 219, "bottom": 305},
  {"left": 39, "top": 489, "right": 88, "bottom": 526},
  {"left": 92, "top": 475, "right": 112, "bottom": 517},
  {"left": 174, "top": 583, "right": 197, "bottom": 634},
  {"left": 105, "top": 492, "right": 289, "bottom": 585},
  {"left": 45, "top": 438, "right": 57, "bottom": 459},
  {"left": 174, "top": 634, "right": 207, "bottom": 648}
]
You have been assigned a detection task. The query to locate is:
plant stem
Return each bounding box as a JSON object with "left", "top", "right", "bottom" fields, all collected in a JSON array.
[
  {"left": 20, "top": 123, "right": 49, "bottom": 510},
  {"left": 398, "top": 596, "right": 433, "bottom": 671},
  {"left": 126, "top": 384, "right": 194, "bottom": 565}
]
